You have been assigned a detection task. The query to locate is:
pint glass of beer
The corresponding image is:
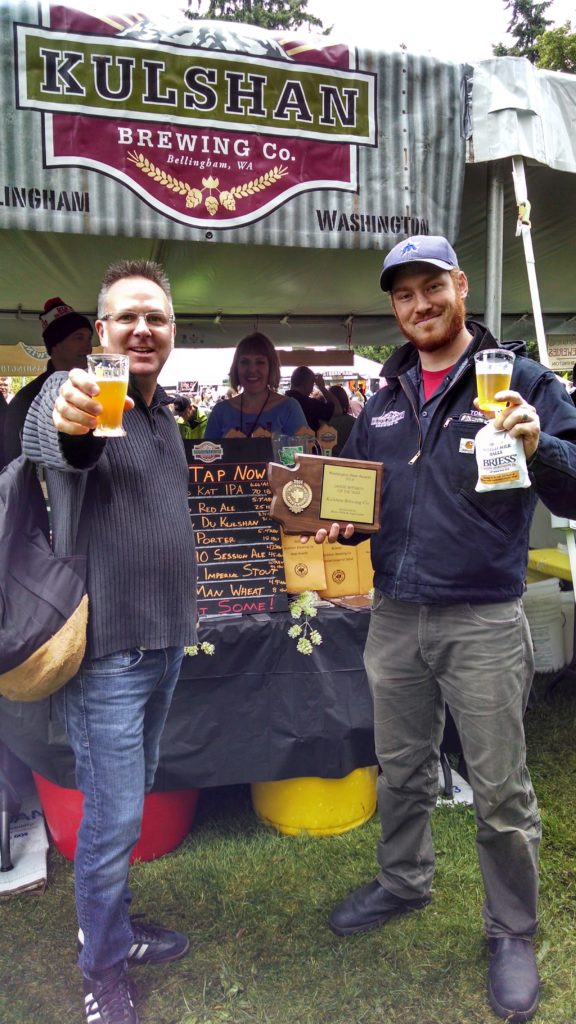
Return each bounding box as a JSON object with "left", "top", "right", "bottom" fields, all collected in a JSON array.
[
  {"left": 474, "top": 349, "right": 515, "bottom": 416},
  {"left": 87, "top": 353, "right": 129, "bottom": 436}
]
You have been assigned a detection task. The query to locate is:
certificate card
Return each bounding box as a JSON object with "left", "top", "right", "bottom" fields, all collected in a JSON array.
[{"left": 320, "top": 464, "right": 378, "bottom": 525}]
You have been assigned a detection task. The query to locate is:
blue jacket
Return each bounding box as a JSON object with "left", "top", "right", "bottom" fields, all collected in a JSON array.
[{"left": 342, "top": 321, "right": 576, "bottom": 604}]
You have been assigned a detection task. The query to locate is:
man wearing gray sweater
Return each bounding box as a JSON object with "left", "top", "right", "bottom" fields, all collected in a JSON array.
[{"left": 23, "top": 261, "right": 197, "bottom": 1024}]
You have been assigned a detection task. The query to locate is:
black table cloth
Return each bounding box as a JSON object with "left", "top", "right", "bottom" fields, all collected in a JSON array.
[{"left": 0, "top": 606, "right": 376, "bottom": 790}]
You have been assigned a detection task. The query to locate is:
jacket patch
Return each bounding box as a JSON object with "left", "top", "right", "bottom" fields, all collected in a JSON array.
[
  {"left": 459, "top": 437, "right": 475, "bottom": 454},
  {"left": 371, "top": 410, "right": 406, "bottom": 428}
]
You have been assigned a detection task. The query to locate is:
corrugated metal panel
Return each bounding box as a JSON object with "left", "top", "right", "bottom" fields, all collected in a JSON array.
[
  {"left": 0, "top": 3, "right": 466, "bottom": 249},
  {"left": 234, "top": 49, "right": 465, "bottom": 250}
]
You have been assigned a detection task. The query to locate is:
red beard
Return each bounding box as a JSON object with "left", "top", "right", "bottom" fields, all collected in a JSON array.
[{"left": 399, "top": 294, "right": 467, "bottom": 353}]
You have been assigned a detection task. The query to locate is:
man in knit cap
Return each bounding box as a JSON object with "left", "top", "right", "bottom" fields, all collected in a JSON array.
[{"left": 3, "top": 296, "right": 92, "bottom": 463}]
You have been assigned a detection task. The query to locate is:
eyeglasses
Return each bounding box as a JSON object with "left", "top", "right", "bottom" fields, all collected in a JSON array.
[{"left": 101, "top": 311, "right": 175, "bottom": 328}]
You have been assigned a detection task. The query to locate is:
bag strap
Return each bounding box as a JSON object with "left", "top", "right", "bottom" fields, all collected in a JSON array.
[{"left": 74, "top": 467, "right": 98, "bottom": 558}]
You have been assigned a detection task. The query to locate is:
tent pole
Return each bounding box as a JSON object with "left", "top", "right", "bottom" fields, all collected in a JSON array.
[
  {"left": 484, "top": 160, "right": 504, "bottom": 339},
  {"left": 511, "top": 156, "right": 550, "bottom": 367}
]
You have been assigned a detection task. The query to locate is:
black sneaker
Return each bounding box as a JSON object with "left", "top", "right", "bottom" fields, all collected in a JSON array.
[
  {"left": 78, "top": 916, "right": 190, "bottom": 967},
  {"left": 83, "top": 967, "right": 139, "bottom": 1024}
]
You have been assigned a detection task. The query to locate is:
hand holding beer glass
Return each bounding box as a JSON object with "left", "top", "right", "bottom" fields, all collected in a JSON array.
[
  {"left": 474, "top": 349, "right": 515, "bottom": 417},
  {"left": 86, "top": 353, "right": 129, "bottom": 436}
]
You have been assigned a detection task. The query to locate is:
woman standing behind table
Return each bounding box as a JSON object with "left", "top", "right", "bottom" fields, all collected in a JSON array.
[{"left": 204, "top": 332, "right": 307, "bottom": 439}]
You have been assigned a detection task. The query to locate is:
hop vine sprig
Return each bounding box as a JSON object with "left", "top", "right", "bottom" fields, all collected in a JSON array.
[
  {"left": 184, "top": 642, "right": 215, "bottom": 657},
  {"left": 288, "top": 591, "right": 323, "bottom": 656}
]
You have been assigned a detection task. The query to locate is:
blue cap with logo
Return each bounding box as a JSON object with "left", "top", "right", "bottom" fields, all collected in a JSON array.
[{"left": 380, "top": 235, "right": 459, "bottom": 291}]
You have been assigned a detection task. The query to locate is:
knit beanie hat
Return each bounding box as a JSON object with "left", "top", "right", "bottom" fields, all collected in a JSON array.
[{"left": 39, "top": 297, "right": 92, "bottom": 354}]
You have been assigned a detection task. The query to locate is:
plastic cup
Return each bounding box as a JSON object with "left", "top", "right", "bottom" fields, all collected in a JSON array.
[
  {"left": 474, "top": 349, "right": 515, "bottom": 416},
  {"left": 87, "top": 353, "right": 129, "bottom": 436}
]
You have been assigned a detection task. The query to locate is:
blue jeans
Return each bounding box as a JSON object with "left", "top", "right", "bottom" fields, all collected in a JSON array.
[
  {"left": 364, "top": 592, "right": 540, "bottom": 939},
  {"left": 54, "top": 646, "right": 185, "bottom": 978}
]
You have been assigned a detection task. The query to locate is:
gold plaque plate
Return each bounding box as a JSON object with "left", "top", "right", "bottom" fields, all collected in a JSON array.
[{"left": 268, "top": 453, "right": 382, "bottom": 534}]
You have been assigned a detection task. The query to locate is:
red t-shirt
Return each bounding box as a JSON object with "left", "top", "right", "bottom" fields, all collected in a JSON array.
[{"left": 421, "top": 364, "right": 455, "bottom": 401}]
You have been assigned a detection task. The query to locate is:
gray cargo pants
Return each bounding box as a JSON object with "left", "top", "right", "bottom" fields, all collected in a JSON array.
[{"left": 364, "top": 590, "right": 540, "bottom": 938}]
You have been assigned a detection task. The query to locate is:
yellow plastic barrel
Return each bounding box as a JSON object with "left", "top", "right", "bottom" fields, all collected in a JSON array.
[{"left": 251, "top": 766, "right": 378, "bottom": 836}]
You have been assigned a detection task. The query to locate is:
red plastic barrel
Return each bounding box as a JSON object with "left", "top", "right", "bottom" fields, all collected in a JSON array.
[{"left": 32, "top": 772, "right": 199, "bottom": 862}]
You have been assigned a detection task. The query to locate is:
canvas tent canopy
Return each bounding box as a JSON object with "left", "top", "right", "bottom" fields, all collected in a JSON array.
[{"left": 0, "top": 2, "right": 575, "bottom": 362}]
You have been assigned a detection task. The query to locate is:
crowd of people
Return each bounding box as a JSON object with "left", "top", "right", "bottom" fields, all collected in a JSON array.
[
  {"left": 0, "top": 313, "right": 374, "bottom": 463},
  {"left": 164, "top": 345, "right": 372, "bottom": 443},
  {"left": 1, "top": 236, "right": 576, "bottom": 1024}
]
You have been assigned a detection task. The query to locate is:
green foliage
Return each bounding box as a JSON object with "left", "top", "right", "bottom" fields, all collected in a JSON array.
[
  {"left": 184, "top": 641, "right": 216, "bottom": 656},
  {"left": 355, "top": 343, "right": 397, "bottom": 367},
  {"left": 537, "top": 21, "right": 576, "bottom": 72},
  {"left": 185, "top": 0, "right": 325, "bottom": 32},
  {"left": 493, "top": 0, "right": 576, "bottom": 72},
  {"left": 288, "top": 590, "right": 322, "bottom": 655},
  {"left": 493, "top": 0, "right": 553, "bottom": 62}
]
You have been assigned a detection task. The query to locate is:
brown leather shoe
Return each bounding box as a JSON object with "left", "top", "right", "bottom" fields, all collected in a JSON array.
[
  {"left": 488, "top": 937, "right": 539, "bottom": 1022},
  {"left": 329, "top": 879, "right": 431, "bottom": 936}
]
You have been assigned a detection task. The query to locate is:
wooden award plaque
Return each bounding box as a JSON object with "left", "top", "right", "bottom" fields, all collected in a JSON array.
[{"left": 268, "top": 452, "right": 382, "bottom": 534}]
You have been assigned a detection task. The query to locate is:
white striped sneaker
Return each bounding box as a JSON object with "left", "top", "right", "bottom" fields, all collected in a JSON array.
[
  {"left": 83, "top": 967, "right": 139, "bottom": 1024},
  {"left": 78, "top": 916, "right": 190, "bottom": 966}
]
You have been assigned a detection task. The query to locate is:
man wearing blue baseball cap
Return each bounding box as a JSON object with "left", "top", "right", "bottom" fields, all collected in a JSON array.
[
  {"left": 379, "top": 234, "right": 460, "bottom": 289},
  {"left": 307, "top": 235, "right": 576, "bottom": 1022}
]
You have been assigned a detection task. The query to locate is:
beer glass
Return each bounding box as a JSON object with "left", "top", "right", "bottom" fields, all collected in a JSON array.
[
  {"left": 87, "top": 353, "right": 129, "bottom": 436},
  {"left": 474, "top": 349, "right": 515, "bottom": 416}
]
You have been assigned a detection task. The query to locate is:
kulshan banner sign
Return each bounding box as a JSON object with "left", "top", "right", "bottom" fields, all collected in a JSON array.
[{"left": 1, "top": 3, "right": 466, "bottom": 247}]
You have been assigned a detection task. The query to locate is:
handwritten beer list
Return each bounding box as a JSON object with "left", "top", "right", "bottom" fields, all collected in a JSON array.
[{"left": 187, "top": 439, "right": 288, "bottom": 617}]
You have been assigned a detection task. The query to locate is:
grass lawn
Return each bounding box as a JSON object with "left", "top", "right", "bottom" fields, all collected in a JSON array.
[{"left": 1, "top": 679, "right": 575, "bottom": 1024}]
